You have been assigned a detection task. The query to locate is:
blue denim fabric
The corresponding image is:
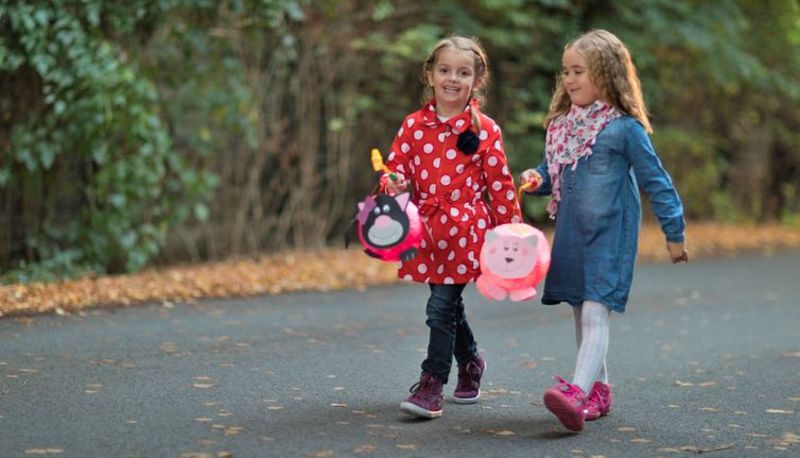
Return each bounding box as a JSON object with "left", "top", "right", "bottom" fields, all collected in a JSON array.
[
  {"left": 420, "top": 283, "right": 478, "bottom": 383},
  {"left": 531, "top": 116, "right": 685, "bottom": 313}
]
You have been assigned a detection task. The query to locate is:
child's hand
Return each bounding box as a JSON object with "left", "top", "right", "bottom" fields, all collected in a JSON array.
[
  {"left": 519, "top": 169, "right": 542, "bottom": 193},
  {"left": 667, "top": 241, "right": 689, "bottom": 263},
  {"left": 383, "top": 172, "right": 408, "bottom": 195}
]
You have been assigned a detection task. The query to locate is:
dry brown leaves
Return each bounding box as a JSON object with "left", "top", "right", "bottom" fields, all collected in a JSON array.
[{"left": 1, "top": 222, "right": 798, "bottom": 318}]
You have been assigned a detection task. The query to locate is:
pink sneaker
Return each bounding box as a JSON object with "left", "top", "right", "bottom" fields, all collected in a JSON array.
[
  {"left": 453, "top": 355, "right": 486, "bottom": 404},
  {"left": 400, "top": 373, "right": 444, "bottom": 419},
  {"left": 543, "top": 376, "right": 587, "bottom": 431},
  {"left": 584, "top": 381, "right": 612, "bottom": 421}
]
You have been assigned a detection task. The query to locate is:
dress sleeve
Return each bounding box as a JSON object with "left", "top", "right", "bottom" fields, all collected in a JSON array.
[
  {"left": 624, "top": 121, "right": 686, "bottom": 242},
  {"left": 482, "top": 126, "right": 522, "bottom": 226},
  {"left": 378, "top": 117, "right": 414, "bottom": 193},
  {"left": 529, "top": 157, "right": 552, "bottom": 196}
]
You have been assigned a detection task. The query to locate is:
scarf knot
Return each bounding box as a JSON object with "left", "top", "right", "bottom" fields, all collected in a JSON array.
[{"left": 544, "top": 101, "right": 621, "bottom": 218}]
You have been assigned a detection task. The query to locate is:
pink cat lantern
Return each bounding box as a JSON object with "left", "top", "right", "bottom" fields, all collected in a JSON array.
[
  {"left": 476, "top": 223, "right": 551, "bottom": 302},
  {"left": 356, "top": 192, "right": 423, "bottom": 262}
]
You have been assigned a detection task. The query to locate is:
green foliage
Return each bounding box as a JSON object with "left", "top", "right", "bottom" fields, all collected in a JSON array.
[
  {"left": 2, "top": 0, "right": 799, "bottom": 282},
  {"left": 651, "top": 128, "right": 737, "bottom": 221},
  {"left": 0, "top": 1, "right": 215, "bottom": 281}
]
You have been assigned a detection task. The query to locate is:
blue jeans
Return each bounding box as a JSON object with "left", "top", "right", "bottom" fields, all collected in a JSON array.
[{"left": 421, "top": 283, "right": 478, "bottom": 384}]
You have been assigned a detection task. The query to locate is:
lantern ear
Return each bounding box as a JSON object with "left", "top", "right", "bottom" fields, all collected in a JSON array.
[
  {"left": 524, "top": 233, "right": 539, "bottom": 248},
  {"left": 394, "top": 192, "right": 410, "bottom": 210},
  {"left": 485, "top": 230, "right": 498, "bottom": 242}
]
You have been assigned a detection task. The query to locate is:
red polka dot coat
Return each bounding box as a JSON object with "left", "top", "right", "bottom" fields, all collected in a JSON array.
[{"left": 382, "top": 100, "right": 522, "bottom": 284}]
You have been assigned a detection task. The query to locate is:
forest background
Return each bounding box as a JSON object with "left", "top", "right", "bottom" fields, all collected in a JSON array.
[{"left": 1, "top": 0, "right": 799, "bottom": 289}]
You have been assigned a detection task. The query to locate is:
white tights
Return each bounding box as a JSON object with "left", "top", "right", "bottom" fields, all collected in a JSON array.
[{"left": 572, "top": 301, "right": 610, "bottom": 393}]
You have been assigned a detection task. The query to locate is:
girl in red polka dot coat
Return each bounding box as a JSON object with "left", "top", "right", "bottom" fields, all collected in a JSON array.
[{"left": 380, "top": 36, "right": 522, "bottom": 419}]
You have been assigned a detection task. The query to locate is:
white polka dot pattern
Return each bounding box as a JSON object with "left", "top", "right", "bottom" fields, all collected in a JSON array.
[{"left": 381, "top": 103, "right": 520, "bottom": 283}]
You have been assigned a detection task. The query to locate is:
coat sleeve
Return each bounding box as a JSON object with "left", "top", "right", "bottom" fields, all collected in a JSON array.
[
  {"left": 482, "top": 126, "right": 522, "bottom": 226},
  {"left": 624, "top": 121, "right": 686, "bottom": 243},
  {"left": 379, "top": 116, "right": 415, "bottom": 193}
]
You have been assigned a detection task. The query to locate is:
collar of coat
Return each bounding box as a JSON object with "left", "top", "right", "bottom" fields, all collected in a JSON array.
[{"left": 420, "top": 99, "right": 480, "bottom": 133}]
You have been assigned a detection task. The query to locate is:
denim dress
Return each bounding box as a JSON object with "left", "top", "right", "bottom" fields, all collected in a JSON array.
[{"left": 531, "top": 116, "right": 685, "bottom": 313}]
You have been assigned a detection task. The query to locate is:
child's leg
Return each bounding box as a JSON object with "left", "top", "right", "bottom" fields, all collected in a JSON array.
[
  {"left": 572, "top": 304, "right": 608, "bottom": 384},
  {"left": 572, "top": 301, "right": 611, "bottom": 393},
  {"left": 453, "top": 296, "right": 478, "bottom": 365},
  {"left": 421, "top": 283, "right": 467, "bottom": 383}
]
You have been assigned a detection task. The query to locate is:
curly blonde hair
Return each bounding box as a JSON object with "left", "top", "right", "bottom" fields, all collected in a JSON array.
[
  {"left": 422, "top": 35, "right": 489, "bottom": 130},
  {"left": 544, "top": 29, "right": 652, "bottom": 133}
]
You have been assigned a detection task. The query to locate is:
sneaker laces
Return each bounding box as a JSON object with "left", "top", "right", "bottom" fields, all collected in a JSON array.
[
  {"left": 551, "top": 375, "right": 585, "bottom": 404},
  {"left": 464, "top": 360, "right": 482, "bottom": 378},
  {"left": 408, "top": 374, "right": 437, "bottom": 394},
  {"left": 587, "top": 383, "right": 609, "bottom": 405}
]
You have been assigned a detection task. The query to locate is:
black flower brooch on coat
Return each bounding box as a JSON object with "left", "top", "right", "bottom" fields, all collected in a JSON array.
[{"left": 457, "top": 129, "right": 480, "bottom": 155}]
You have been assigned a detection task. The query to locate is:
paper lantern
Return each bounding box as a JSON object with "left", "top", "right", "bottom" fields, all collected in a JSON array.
[
  {"left": 476, "top": 223, "right": 550, "bottom": 301},
  {"left": 356, "top": 192, "right": 423, "bottom": 262}
]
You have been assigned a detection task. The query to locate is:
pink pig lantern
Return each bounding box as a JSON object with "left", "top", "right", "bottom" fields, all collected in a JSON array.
[{"left": 476, "top": 223, "right": 550, "bottom": 302}]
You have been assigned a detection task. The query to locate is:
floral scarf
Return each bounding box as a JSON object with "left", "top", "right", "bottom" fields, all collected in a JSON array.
[{"left": 545, "top": 101, "right": 621, "bottom": 217}]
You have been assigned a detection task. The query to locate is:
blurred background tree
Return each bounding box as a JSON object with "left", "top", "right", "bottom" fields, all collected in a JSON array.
[{"left": 1, "top": 0, "right": 798, "bottom": 282}]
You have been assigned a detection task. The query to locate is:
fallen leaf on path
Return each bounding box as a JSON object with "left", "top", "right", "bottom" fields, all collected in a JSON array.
[
  {"left": 306, "top": 452, "right": 333, "bottom": 458},
  {"left": 679, "top": 442, "right": 736, "bottom": 454},
  {"left": 699, "top": 407, "right": 720, "bottom": 413},
  {"left": 354, "top": 444, "right": 376, "bottom": 454}
]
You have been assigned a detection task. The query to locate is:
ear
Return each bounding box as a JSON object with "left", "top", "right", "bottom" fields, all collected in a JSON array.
[
  {"left": 426, "top": 70, "right": 435, "bottom": 87},
  {"left": 524, "top": 234, "right": 539, "bottom": 249},
  {"left": 485, "top": 230, "right": 498, "bottom": 242},
  {"left": 394, "top": 192, "right": 410, "bottom": 210}
]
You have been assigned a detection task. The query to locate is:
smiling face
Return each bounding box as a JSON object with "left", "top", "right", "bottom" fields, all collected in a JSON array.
[
  {"left": 426, "top": 48, "right": 476, "bottom": 118},
  {"left": 561, "top": 46, "right": 599, "bottom": 107}
]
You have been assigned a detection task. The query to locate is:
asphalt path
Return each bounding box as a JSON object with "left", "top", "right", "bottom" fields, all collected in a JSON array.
[{"left": 1, "top": 250, "right": 798, "bottom": 457}]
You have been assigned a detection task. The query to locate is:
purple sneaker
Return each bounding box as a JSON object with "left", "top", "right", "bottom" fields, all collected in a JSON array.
[
  {"left": 400, "top": 373, "right": 444, "bottom": 419},
  {"left": 543, "top": 375, "right": 587, "bottom": 432},
  {"left": 584, "top": 381, "right": 612, "bottom": 421},
  {"left": 453, "top": 355, "right": 486, "bottom": 404}
]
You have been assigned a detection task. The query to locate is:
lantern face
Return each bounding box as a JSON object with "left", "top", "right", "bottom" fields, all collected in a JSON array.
[
  {"left": 481, "top": 231, "right": 539, "bottom": 279},
  {"left": 356, "top": 192, "right": 422, "bottom": 262},
  {"left": 477, "top": 223, "right": 551, "bottom": 302},
  {"left": 359, "top": 193, "right": 411, "bottom": 249}
]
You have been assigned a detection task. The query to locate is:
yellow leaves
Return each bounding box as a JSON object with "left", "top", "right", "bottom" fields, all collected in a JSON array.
[
  {"left": 675, "top": 380, "right": 718, "bottom": 387},
  {"left": 307, "top": 451, "right": 334, "bottom": 458},
  {"left": 353, "top": 444, "right": 376, "bottom": 454},
  {"left": 3, "top": 223, "right": 798, "bottom": 317},
  {"left": 699, "top": 407, "right": 720, "bottom": 413}
]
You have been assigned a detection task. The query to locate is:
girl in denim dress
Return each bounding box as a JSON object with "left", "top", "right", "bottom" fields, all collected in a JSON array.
[
  {"left": 381, "top": 36, "right": 522, "bottom": 419},
  {"left": 520, "top": 29, "right": 689, "bottom": 432}
]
